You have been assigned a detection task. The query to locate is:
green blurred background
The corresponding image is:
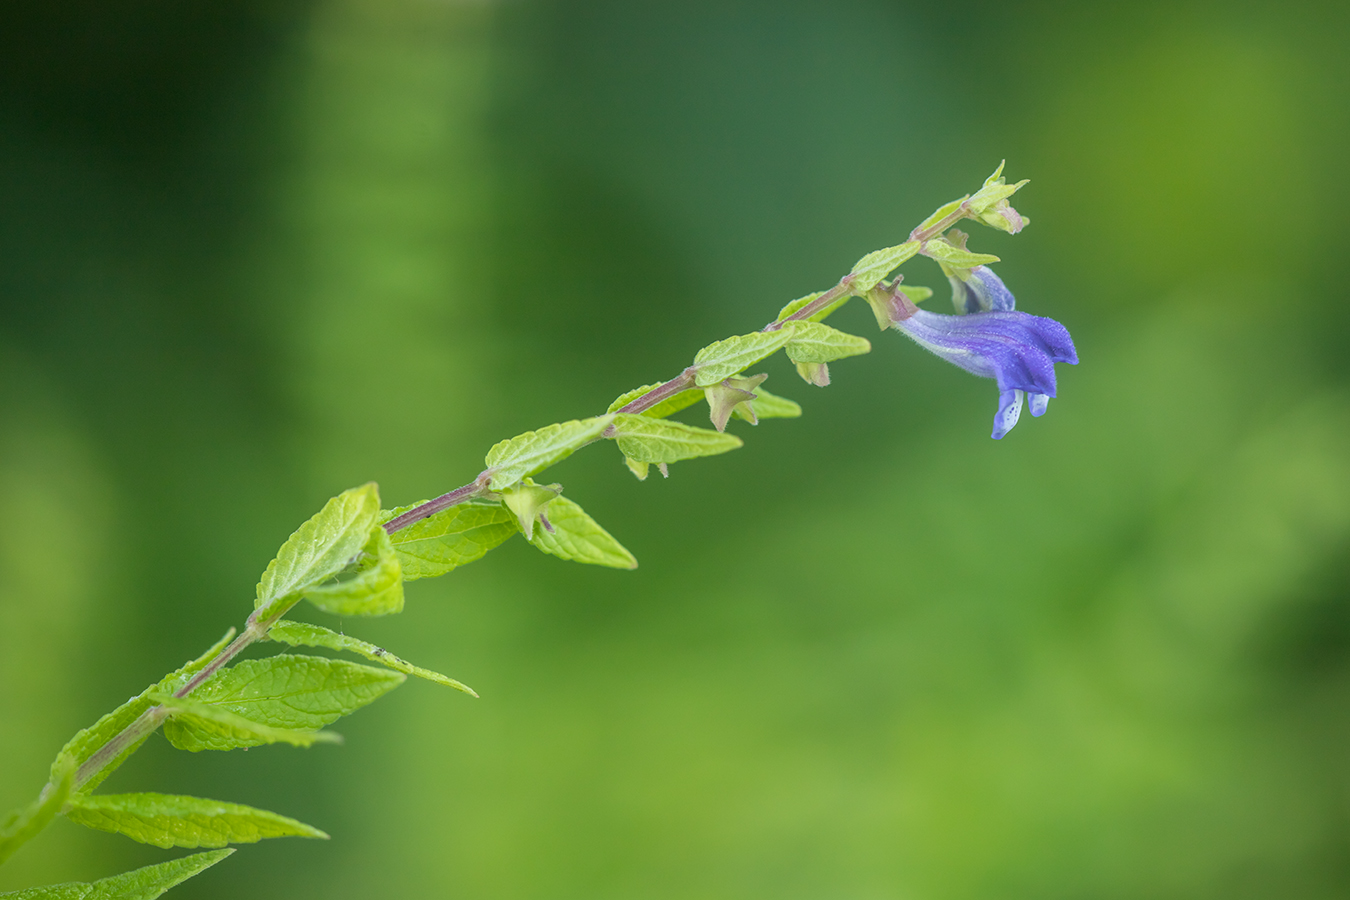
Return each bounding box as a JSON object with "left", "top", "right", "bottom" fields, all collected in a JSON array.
[{"left": 3, "top": 0, "right": 1350, "bottom": 896}]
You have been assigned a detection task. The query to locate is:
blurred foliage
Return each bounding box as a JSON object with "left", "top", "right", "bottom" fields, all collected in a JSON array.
[{"left": 2, "top": 0, "right": 1350, "bottom": 897}]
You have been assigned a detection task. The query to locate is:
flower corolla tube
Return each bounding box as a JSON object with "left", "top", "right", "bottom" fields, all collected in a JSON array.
[{"left": 890, "top": 265, "right": 1077, "bottom": 439}]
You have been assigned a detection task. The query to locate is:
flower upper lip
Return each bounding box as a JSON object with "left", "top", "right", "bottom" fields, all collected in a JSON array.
[{"left": 898, "top": 308, "right": 1077, "bottom": 396}]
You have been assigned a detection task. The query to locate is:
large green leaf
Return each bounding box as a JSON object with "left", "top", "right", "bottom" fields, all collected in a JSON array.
[
  {"left": 303, "top": 527, "right": 403, "bottom": 617},
  {"left": 692, "top": 331, "right": 793, "bottom": 385},
  {"left": 528, "top": 496, "right": 637, "bottom": 569},
  {"left": 610, "top": 415, "right": 743, "bottom": 464},
  {"left": 268, "top": 620, "right": 477, "bottom": 696},
  {"left": 0, "top": 849, "right": 233, "bottom": 899},
  {"left": 51, "top": 629, "right": 237, "bottom": 793},
  {"left": 255, "top": 484, "right": 381, "bottom": 614},
  {"left": 484, "top": 417, "right": 613, "bottom": 490},
  {"left": 606, "top": 384, "right": 704, "bottom": 418},
  {"left": 65, "top": 793, "right": 326, "bottom": 850},
  {"left": 155, "top": 694, "right": 342, "bottom": 752},
  {"left": 784, "top": 322, "right": 872, "bottom": 364},
  {"left": 159, "top": 655, "right": 403, "bottom": 751},
  {"left": 380, "top": 502, "right": 516, "bottom": 580}
]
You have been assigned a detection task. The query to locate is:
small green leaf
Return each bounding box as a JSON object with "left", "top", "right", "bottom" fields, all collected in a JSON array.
[
  {"left": 922, "top": 240, "right": 999, "bottom": 269},
  {"left": 899, "top": 285, "right": 933, "bottom": 303},
  {"left": 155, "top": 694, "right": 342, "bottom": 752},
  {"left": 0, "top": 848, "right": 235, "bottom": 900},
  {"left": 0, "top": 760, "right": 72, "bottom": 866},
  {"left": 775, "top": 291, "right": 850, "bottom": 324},
  {"left": 52, "top": 629, "right": 238, "bottom": 794},
  {"left": 740, "top": 386, "right": 801, "bottom": 420},
  {"left": 849, "top": 241, "right": 920, "bottom": 293},
  {"left": 784, "top": 322, "right": 872, "bottom": 364},
  {"left": 703, "top": 375, "right": 764, "bottom": 431},
  {"left": 65, "top": 793, "right": 327, "bottom": 850},
  {"left": 611, "top": 414, "right": 743, "bottom": 464},
  {"left": 914, "top": 196, "right": 968, "bottom": 235},
  {"left": 528, "top": 495, "right": 637, "bottom": 569},
  {"left": 381, "top": 502, "right": 516, "bottom": 580},
  {"left": 160, "top": 655, "right": 403, "bottom": 751},
  {"left": 255, "top": 484, "right": 381, "bottom": 614},
  {"left": 268, "top": 620, "right": 478, "bottom": 696},
  {"left": 484, "top": 417, "right": 613, "bottom": 490},
  {"left": 795, "top": 361, "right": 830, "bottom": 387},
  {"left": 692, "top": 331, "right": 793, "bottom": 386},
  {"left": 606, "top": 385, "right": 704, "bottom": 418},
  {"left": 304, "top": 527, "right": 403, "bottom": 618},
  {"left": 499, "top": 479, "right": 562, "bottom": 541}
]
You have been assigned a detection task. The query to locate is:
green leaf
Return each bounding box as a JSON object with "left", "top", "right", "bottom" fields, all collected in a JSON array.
[
  {"left": 499, "top": 479, "right": 562, "bottom": 541},
  {"left": 914, "top": 196, "right": 968, "bottom": 235},
  {"left": 606, "top": 385, "right": 704, "bottom": 418},
  {"left": 624, "top": 457, "right": 650, "bottom": 480},
  {"left": 268, "top": 620, "right": 478, "bottom": 696},
  {"left": 303, "top": 527, "right": 403, "bottom": 617},
  {"left": 703, "top": 375, "right": 762, "bottom": 432},
  {"left": 255, "top": 484, "right": 381, "bottom": 615},
  {"left": 775, "top": 291, "right": 850, "bottom": 324},
  {"left": 0, "top": 849, "right": 234, "bottom": 900},
  {"left": 738, "top": 386, "right": 801, "bottom": 421},
  {"left": 484, "top": 417, "right": 614, "bottom": 490},
  {"left": 0, "top": 761, "right": 72, "bottom": 866},
  {"left": 610, "top": 414, "right": 743, "bottom": 464},
  {"left": 65, "top": 793, "right": 327, "bottom": 850},
  {"left": 692, "top": 331, "right": 793, "bottom": 386},
  {"left": 922, "top": 240, "right": 1000, "bottom": 269},
  {"left": 899, "top": 285, "right": 933, "bottom": 303},
  {"left": 784, "top": 322, "right": 872, "bottom": 364},
  {"left": 52, "top": 629, "right": 238, "bottom": 794},
  {"left": 849, "top": 241, "right": 920, "bottom": 293},
  {"left": 160, "top": 655, "right": 403, "bottom": 751},
  {"left": 380, "top": 502, "right": 516, "bottom": 580},
  {"left": 528, "top": 496, "right": 637, "bottom": 569},
  {"left": 155, "top": 694, "right": 343, "bottom": 752}
]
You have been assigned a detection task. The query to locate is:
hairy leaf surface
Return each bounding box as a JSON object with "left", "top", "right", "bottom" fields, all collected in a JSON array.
[
  {"left": 527, "top": 496, "right": 637, "bottom": 569},
  {"left": 923, "top": 241, "right": 999, "bottom": 269},
  {"left": 784, "top": 322, "right": 872, "bottom": 364},
  {"left": 268, "top": 621, "right": 477, "bottom": 695},
  {"left": 255, "top": 484, "right": 381, "bottom": 613},
  {"left": 850, "top": 240, "right": 920, "bottom": 292},
  {"left": 155, "top": 695, "right": 342, "bottom": 752},
  {"left": 692, "top": 331, "right": 793, "bottom": 385},
  {"left": 0, "top": 848, "right": 233, "bottom": 899},
  {"left": 65, "top": 793, "right": 326, "bottom": 849},
  {"left": 159, "top": 655, "right": 402, "bottom": 751},
  {"left": 303, "top": 527, "right": 403, "bottom": 617},
  {"left": 610, "top": 415, "right": 743, "bottom": 464},
  {"left": 380, "top": 502, "right": 515, "bottom": 579},
  {"left": 485, "top": 417, "right": 613, "bottom": 490}
]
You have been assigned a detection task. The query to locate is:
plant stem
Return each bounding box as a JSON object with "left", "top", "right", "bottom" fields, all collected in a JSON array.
[
  {"left": 382, "top": 475, "right": 493, "bottom": 534},
  {"left": 73, "top": 606, "right": 293, "bottom": 792}
]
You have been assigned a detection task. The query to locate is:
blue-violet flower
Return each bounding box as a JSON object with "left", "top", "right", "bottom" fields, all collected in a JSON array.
[{"left": 886, "top": 265, "right": 1077, "bottom": 439}]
